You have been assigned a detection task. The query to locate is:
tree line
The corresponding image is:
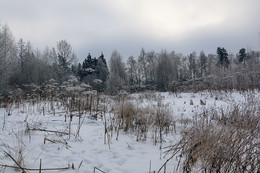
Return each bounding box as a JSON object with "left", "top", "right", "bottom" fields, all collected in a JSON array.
[
  {"left": 107, "top": 48, "right": 259, "bottom": 94},
  {"left": 0, "top": 23, "right": 259, "bottom": 96}
]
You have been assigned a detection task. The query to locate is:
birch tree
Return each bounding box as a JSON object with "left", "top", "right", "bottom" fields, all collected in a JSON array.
[{"left": 0, "top": 24, "right": 17, "bottom": 94}]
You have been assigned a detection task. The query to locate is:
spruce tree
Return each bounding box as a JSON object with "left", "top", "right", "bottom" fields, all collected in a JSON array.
[
  {"left": 217, "top": 47, "right": 229, "bottom": 68},
  {"left": 238, "top": 48, "right": 246, "bottom": 63}
]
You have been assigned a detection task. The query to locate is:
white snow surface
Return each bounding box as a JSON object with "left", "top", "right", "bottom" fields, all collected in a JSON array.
[{"left": 0, "top": 90, "right": 258, "bottom": 173}]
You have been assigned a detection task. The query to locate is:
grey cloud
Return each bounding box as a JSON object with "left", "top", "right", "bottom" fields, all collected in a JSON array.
[{"left": 0, "top": 0, "right": 259, "bottom": 61}]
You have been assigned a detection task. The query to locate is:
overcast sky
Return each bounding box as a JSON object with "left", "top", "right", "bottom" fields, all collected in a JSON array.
[{"left": 0, "top": 0, "right": 259, "bottom": 60}]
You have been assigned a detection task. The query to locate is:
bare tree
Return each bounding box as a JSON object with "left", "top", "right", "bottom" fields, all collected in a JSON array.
[
  {"left": 57, "top": 40, "right": 75, "bottom": 67},
  {"left": 188, "top": 52, "right": 197, "bottom": 80},
  {"left": 0, "top": 24, "right": 18, "bottom": 94},
  {"left": 138, "top": 48, "right": 148, "bottom": 85},
  {"left": 156, "top": 50, "right": 173, "bottom": 91},
  {"left": 169, "top": 51, "right": 180, "bottom": 82},
  {"left": 107, "top": 50, "right": 126, "bottom": 95},
  {"left": 17, "top": 39, "right": 26, "bottom": 73},
  {"left": 199, "top": 51, "right": 207, "bottom": 77},
  {"left": 42, "top": 47, "right": 58, "bottom": 65},
  {"left": 146, "top": 50, "right": 157, "bottom": 86},
  {"left": 127, "top": 56, "right": 138, "bottom": 88},
  {"left": 56, "top": 40, "right": 76, "bottom": 83}
]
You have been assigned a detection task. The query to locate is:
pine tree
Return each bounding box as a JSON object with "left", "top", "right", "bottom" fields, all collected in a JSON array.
[
  {"left": 94, "top": 53, "right": 109, "bottom": 91},
  {"left": 80, "top": 53, "right": 109, "bottom": 91},
  {"left": 76, "top": 63, "right": 82, "bottom": 79},
  {"left": 238, "top": 48, "right": 246, "bottom": 63},
  {"left": 217, "top": 47, "right": 229, "bottom": 68}
]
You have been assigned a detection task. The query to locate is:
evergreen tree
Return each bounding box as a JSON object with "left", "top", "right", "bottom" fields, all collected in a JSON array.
[
  {"left": 76, "top": 63, "right": 82, "bottom": 79},
  {"left": 82, "top": 53, "right": 92, "bottom": 69},
  {"left": 80, "top": 53, "right": 109, "bottom": 91},
  {"left": 217, "top": 47, "right": 229, "bottom": 68},
  {"left": 96, "top": 53, "right": 108, "bottom": 82},
  {"left": 81, "top": 53, "right": 94, "bottom": 84},
  {"left": 94, "top": 54, "right": 109, "bottom": 91},
  {"left": 238, "top": 48, "right": 246, "bottom": 63}
]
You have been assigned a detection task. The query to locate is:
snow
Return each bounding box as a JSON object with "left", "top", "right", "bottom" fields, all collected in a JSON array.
[{"left": 0, "top": 90, "right": 257, "bottom": 172}]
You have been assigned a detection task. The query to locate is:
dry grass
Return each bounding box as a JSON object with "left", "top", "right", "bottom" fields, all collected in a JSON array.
[
  {"left": 164, "top": 101, "right": 260, "bottom": 173},
  {"left": 112, "top": 96, "right": 174, "bottom": 143}
]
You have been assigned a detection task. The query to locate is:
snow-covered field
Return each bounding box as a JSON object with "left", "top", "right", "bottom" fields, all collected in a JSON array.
[{"left": 0, "top": 90, "right": 258, "bottom": 173}]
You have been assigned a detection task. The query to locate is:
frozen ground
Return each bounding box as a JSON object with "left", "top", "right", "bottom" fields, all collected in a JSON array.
[{"left": 0, "top": 90, "right": 258, "bottom": 173}]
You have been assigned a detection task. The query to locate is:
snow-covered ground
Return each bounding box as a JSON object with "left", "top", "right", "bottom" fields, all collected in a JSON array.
[{"left": 0, "top": 90, "right": 258, "bottom": 173}]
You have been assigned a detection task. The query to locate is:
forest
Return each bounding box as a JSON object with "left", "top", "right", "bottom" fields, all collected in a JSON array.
[{"left": 0, "top": 23, "right": 259, "bottom": 97}]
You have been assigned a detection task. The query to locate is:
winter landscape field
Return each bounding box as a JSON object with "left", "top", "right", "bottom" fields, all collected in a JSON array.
[
  {"left": 1, "top": 1, "right": 260, "bottom": 172},
  {"left": 0, "top": 89, "right": 259, "bottom": 173}
]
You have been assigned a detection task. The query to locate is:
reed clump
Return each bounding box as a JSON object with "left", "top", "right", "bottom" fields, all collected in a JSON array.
[{"left": 164, "top": 100, "right": 260, "bottom": 173}]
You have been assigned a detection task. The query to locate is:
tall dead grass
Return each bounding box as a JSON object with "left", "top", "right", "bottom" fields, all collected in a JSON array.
[
  {"left": 164, "top": 100, "right": 260, "bottom": 172},
  {"left": 113, "top": 96, "right": 173, "bottom": 143}
]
